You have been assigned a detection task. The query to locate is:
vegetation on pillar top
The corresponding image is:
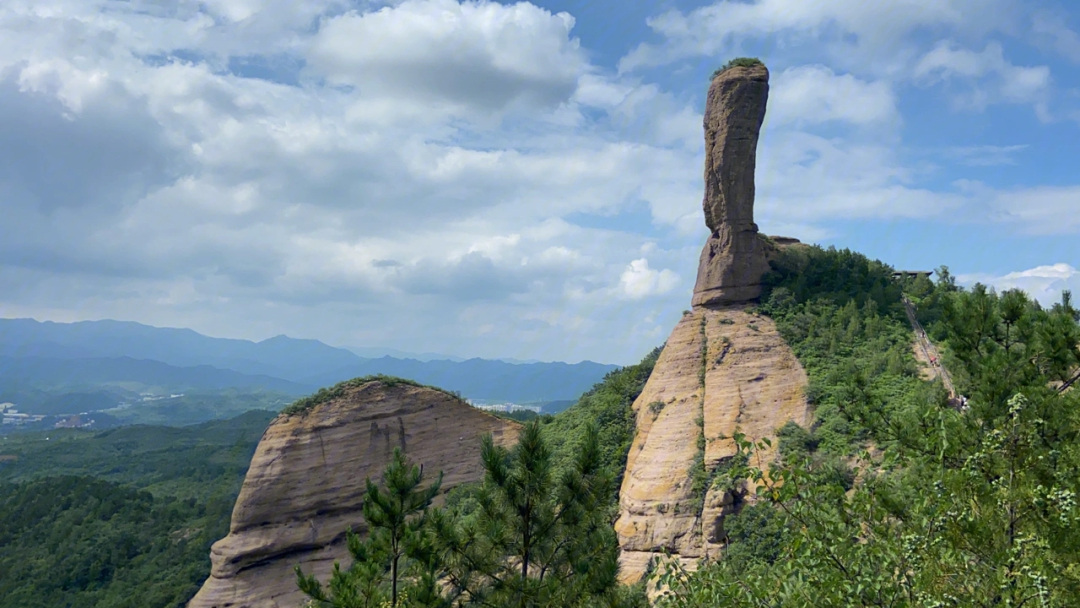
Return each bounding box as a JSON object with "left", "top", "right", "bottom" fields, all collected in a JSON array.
[{"left": 711, "top": 57, "right": 765, "bottom": 79}]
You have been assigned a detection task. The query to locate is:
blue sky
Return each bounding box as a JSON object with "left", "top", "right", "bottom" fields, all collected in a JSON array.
[{"left": 0, "top": 0, "right": 1077, "bottom": 365}]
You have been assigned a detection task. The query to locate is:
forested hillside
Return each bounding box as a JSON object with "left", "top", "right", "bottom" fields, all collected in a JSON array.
[
  {"left": 0, "top": 353, "right": 660, "bottom": 608},
  {"left": 655, "top": 246, "right": 1080, "bottom": 606},
  {"left": 292, "top": 351, "right": 663, "bottom": 608},
  {"left": 5, "top": 246, "right": 1077, "bottom": 607},
  {"left": 0, "top": 412, "right": 274, "bottom": 608}
]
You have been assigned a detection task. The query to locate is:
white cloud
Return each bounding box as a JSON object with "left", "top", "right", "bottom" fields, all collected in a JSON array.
[
  {"left": 958, "top": 263, "right": 1080, "bottom": 307},
  {"left": 769, "top": 65, "right": 898, "bottom": 127},
  {"left": 1032, "top": 11, "right": 1080, "bottom": 63},
  {"left": 617, "top": 0, "right": 1015, "bottom": 74},
  {"left": 305, "top": 0, "right": 587, "bottom": 118},
  {"left": 0, "top": 0, "right": 1075, "bottom": 366},
  {"left": 754, "top": 131, "right": 966, "bottom": 224},
  {"left": 943, "top": 180, "right": 1080, "bottom": 235},
  {"left": 912, "top": 40, "right": 1051, "bottom": 117},
  {"left": 943, "top": 144, "right": 1027, "bottom": 166},
  {"left": 619, "top": 259, "right": 679, "bottom": 299},
  {"left": 979, "top": 185, "right": 1080, "bottom": 235},
  {"left": 572, "top": 72, "right": 634, "bottom": 108}
]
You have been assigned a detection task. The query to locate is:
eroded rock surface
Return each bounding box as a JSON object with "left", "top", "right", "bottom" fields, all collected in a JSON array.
[
  {"left": 615, "top": 307, "right": 810, "bottom": 583},
  {"left": 692, "top": 63, "right": 772, "bottom": 307},
  {"left": 188, "top": 381, "right": 520, "bottom": 608},
  {"left": 616, "top": 61, "right": 810, "bottom": 585}
]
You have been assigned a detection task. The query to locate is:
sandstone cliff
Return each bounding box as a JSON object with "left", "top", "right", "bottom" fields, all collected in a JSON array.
[
  {"left": 614, "top": 308, "right": 809, "bottom": 580},
  {"left": 615, "top": 61, "right": 811, "bottom": 583},
  {"left": 188, "top": 379, "right": 520, "bottom": 608}
]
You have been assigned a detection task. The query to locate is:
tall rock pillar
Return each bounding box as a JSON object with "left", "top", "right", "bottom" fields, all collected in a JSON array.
[
  {"left": 615, "top": 61, "right": 810, "bottom": 588},
  {"left": 691, "top": 63, "right": 771, "bottom": 307}
]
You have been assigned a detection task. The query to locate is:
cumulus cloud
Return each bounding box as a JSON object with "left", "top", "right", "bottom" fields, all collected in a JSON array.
[
  {"left": 754, "top": 131, "right": 966, "bottom": 223},
  {"left": 619, "top": 259, "right": 679, "bottom": 299},
  {"left": 958, "top": 263, "right": 1080, "bottom": 307},
  {"left": 912, "top": 40, "right": 1051, "bottom": 117},
  {"left": 0, "top": 0, "right": 1073, "bottom": 365},
  {"left": 768, "top": 65, "right": 899, "bottom": 127},
  {"left": 306, "top": 0, "right": 587, "bottom": 118},
  {"left": 617, "top": 0, "right": 1015, "bottom": 74}
]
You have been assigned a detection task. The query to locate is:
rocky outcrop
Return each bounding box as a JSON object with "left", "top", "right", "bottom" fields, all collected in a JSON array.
[
  {"left": 692, "top": 63, "right": 772, "bottom": 307},
  {"left": 188, "top": 380, "right": 520, "bottom": 608},
  {"left": 615, "top": 61, "right": 811, "bottom": 584},
  {"left": 614, "top": 308, "right": 810, "bottom": 582}
]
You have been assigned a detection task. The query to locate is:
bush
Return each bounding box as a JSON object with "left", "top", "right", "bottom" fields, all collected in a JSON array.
[
  {"left": 711, "top": 57, "right": 764, "bottom": 79},
  {"left": 776, "top": 420, "right": 817, "bottom": 458},
  {"left": 647, "top": 401, "right": 666, "bottom": 419}
]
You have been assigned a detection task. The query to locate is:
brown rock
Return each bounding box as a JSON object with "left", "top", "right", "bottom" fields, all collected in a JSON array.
[
  {"left": 187, "top": 380, "right": 520, "bottom": 608},
  {"left": 692, "top": 63, "right": 772, "bottom": 307},
  {"left": 769, "top": 236, "right": 801, "bottom": 247},
  {"left": 616, "top": 61, "right": 810, "bottom": 589},
  {"left": 615, "top": 306, "right": 810, "bottom": 585},
  {"left": 691, "top": 226, "right": 773, "bottom": 306}
]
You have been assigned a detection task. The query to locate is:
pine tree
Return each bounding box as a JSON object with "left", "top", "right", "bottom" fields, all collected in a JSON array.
[
  {"left": 653, "top": 280, "right": 1080, "bottom": 607},
  {"left": 431, "top": 420, "right": 634, "bottom": 607},
  {"left": 296, "top": 448, "right": 443, "bottom": 608}
]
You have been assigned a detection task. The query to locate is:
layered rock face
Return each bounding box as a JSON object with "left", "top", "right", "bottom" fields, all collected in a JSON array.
[
  {"left": 692, "top": 63, "right": 772, "bottom": 307},
  {"left": 188, "top": 381, "right": 520, "bottom": 608},
  {"left": 614, "top": 308, "right": 810, "bottom": 581},
  {"left": 615, "top": 62, "right": 810, "bottom": 584}
]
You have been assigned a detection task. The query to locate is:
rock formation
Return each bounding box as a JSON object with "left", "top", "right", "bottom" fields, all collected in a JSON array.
[
  {"left": 188, "top": 380, "right": 520, "bottom": 608},
  {"left": 692, "top": 62, "right": 772, "bottom": 307},
  {"left": 614, "top": 62, "right": 811, "bottom": 584},
  {"left": 614, "top": 308, "right": 810, "bottom": 581}
]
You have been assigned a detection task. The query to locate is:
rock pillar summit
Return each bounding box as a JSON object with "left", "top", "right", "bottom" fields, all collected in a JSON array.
[
  {"left": 692, "top": 62, "right": 772, "bottom": 307},
  {"left": 614, "top": 61, "right": 809, "bottom": 587}
]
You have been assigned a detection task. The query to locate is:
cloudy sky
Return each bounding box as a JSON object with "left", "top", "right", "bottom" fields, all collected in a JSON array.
[{"left": 1, "top": 0, "right": 1078, "bottom": 365}]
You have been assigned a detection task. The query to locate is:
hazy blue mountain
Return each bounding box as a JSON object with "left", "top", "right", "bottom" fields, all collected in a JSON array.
[
  {"left": 0, "top": 318, "right": 620, "bottom": 415},
  {"left": 0, "top": 355, "right": 311, "bottom": 398},
  {"left": 535, "top": 399, "right": 576, "bottom": 414},
  {"left": 0, "top": 318, "right": 361, "bottom": 382},
  {"left": 340, "top": 346, "right": 541, "bottom": 365},
  {"left": 340, "top": 345, "right": 466, "bottom": 362},
  {"left": 303, "top": 356, "right": 617, "bottom": 403}
]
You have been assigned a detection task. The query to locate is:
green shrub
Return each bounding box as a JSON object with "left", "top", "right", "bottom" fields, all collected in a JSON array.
[
  {"left": 647, "top": 401, "right": 666, "bottom": 418},
  {"left": 541, "top": 346, "right": 662, "bottom": 493},
  {"left": 711, "top": 57, "right": 764, "bottom": 79},
  {"left": 776, "top": 420, "right": 817, "bottom": 458}
]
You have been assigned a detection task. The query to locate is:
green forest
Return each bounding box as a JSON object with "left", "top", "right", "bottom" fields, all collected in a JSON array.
[
  {"left": 653, "top": 246, "right": 1080, "bottom": 606},
  {"left": 0, "top": 346, "right": 660, "bottom": 607},
  {"left": 2, "top": 245, "right": 1078, "bottom": 607},
  {"left": 287, "top": 245, "right": 1080, "bottom": 607},
  {"left": 0, "top": 411, "right": 275, "bottom": 608}
]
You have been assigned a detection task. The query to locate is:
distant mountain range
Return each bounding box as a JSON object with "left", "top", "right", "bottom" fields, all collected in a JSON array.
[
  {"left": 0, "top": 318, "right": 617, "bottom": 416},
  {"left": 337, "top": 346, "right": 541, "bottom": 365}
]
